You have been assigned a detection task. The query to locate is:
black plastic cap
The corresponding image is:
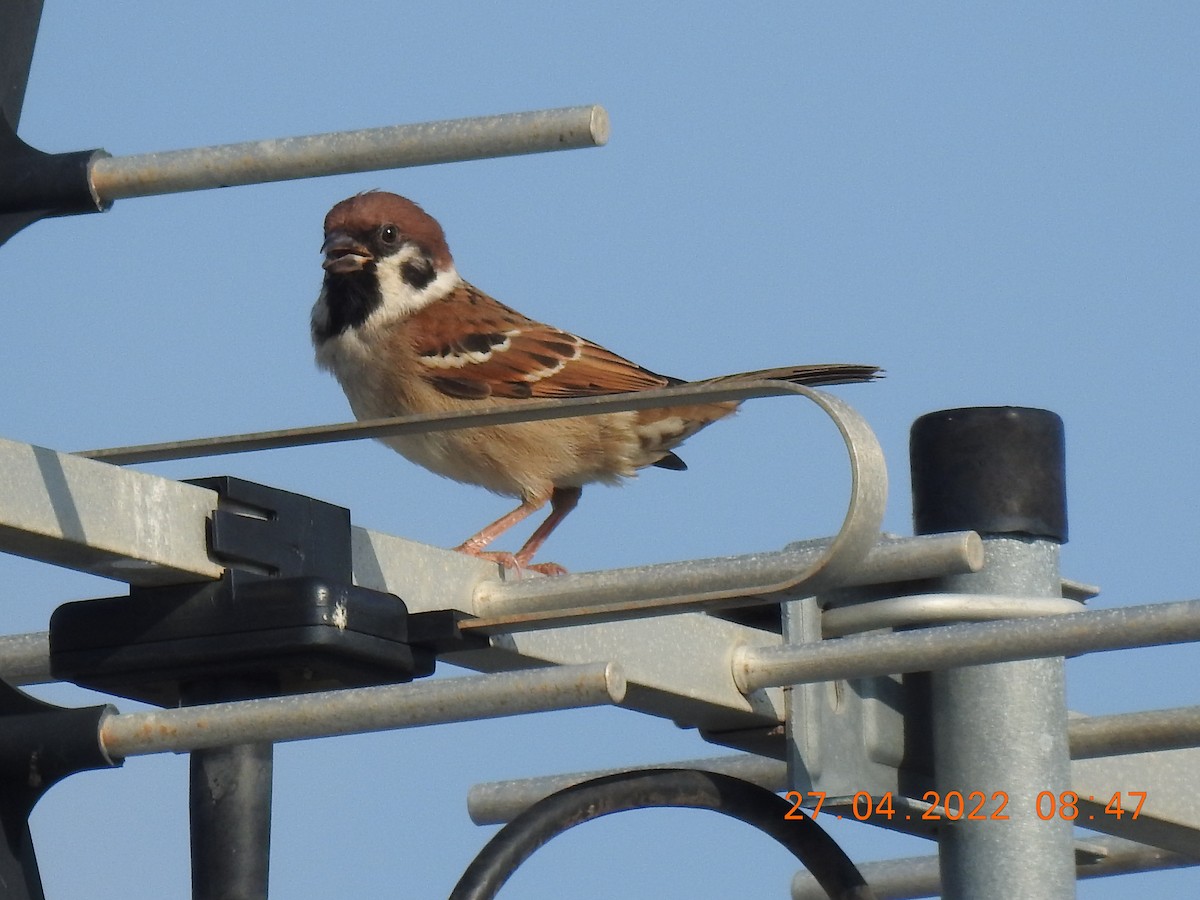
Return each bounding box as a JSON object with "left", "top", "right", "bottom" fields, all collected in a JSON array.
[{"left": 910, "top": 407, "right": 1067, "bottom": 542}]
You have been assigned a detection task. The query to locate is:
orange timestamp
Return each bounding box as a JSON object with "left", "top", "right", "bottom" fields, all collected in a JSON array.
[{"left": 783, "top": 790, "right": 1147, "bottom": 822}]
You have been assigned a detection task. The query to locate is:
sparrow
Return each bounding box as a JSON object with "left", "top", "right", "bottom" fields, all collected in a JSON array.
[{"left": 312, "top": 191, "right": 879, "bottom": 574}]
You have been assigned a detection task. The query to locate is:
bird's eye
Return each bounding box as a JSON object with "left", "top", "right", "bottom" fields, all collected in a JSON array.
[{"left": 380, "top": 224, "right": 400, "bottom": 244}]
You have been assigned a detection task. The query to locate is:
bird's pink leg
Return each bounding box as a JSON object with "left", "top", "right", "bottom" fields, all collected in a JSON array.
[
  {"left": 453, "top": 487, "right": 581, "bottom": 575},
  {"left": 513, "top": 486, "right": 582, "bottom": 575},
  {"left": 455, "top": 496, "right": 548, "bottom": 562}
]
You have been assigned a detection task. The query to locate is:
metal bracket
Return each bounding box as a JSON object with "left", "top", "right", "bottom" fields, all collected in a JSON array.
[
  {"left": 463, "top": 380, "right": 889, "bottom": 631},
  {"left": 0, "top": 0, "right": 110, "bottom": 244},
  {"left": 49, "top": 476, "right": 432, "bottom": 706},
  {"left": 47, "top": 476, "right": 442, "bottom": 900},
  {"left": 0, "top": 680, "right": 117, "bottom": 900}
]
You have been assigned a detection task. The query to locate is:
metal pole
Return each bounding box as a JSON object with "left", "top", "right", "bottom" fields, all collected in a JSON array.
[
  {"left": 912, "top": 407, "right": 1076, "bottom": 899},
  {"left": 190, "top": 742, "right": 272, "bottom": 900},
  {"left": 181, "top": 679, "right": 274, "bottom": 900},
  {"left": 87, "top": 106, "right": 609, "bottom": 202}
]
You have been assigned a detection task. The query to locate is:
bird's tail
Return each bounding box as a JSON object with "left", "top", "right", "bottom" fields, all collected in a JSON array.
[{"left": 699, "top": 363, "right": 882, "bottom": 387}]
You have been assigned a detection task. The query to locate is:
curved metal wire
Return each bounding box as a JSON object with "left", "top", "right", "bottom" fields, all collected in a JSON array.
[
  {"left": 78, "top": 379, "right": 888, "bottom": 632},
  {"left": 448, "top": 769, "right": 875, "bottom": 900}
]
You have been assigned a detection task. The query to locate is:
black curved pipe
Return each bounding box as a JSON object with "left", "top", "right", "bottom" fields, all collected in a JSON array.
[{"left": 450, "top": 768, "right": 874, "bottom": 900}]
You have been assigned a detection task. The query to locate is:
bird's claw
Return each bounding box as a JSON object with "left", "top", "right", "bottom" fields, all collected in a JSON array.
[{"left": 454, "top": 547, "right": 568, "bottom": 577}]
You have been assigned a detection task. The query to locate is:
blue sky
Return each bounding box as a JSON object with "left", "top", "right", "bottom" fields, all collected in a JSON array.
[{"left": 3, "top": 2, "right": 1197, "bottom": 897}]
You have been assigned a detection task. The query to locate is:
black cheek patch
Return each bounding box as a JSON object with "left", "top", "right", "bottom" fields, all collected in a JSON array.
[{"left": 400, "top": 257, "right": 436, "bottom": 290}]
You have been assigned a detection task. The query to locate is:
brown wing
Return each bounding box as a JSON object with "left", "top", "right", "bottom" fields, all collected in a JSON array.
[{"left": 408, "top": 282, "right": 675, "bottom": 400}]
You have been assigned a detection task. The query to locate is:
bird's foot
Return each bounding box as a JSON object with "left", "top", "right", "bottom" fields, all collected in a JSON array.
[
  {"left": 454, "top": 546, "right": 568, "bottom": 577},
  {"left": 525, "top": 561, "right": 569, "bottom": 576}
]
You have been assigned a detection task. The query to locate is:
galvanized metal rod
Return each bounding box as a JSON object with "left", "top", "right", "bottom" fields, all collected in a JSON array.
[
  {"left": 87, "top": 106, "right": 609, "bottom": 202},
  {"left": 0, "top": 631, "right": 50, "bottom": 684},
  {"left": 99, "top": 662, "right": 625, "bottom": 758},
  {"left": 789, "top": 837, "right": 1199, "bottom": 900},
  {"left": 79, "top": 380, "right": 888, "bottom": 632},
  {"left": 467, "top": 754, "right": 788, "bottom": 826},
  {"left": 735, "top": 597, "right": 1200, "bottom": 693},
  {"left": 471, "top": 532, "right": 981, "bottom": 623},
  {"left": 76, "top": 380, "right": 810, "bottom": 465},
  {"left": 464, "top": 707, "right": 1200, "bottom": 828},
  {"left": 460, "top": 382, "right": 885, "bottom": 630},
  {"left": 820, "top": 592, "right": 1082, "bottom": 638},
  {"left": 6, "top": 633, "right": 1199, "bottom": 755},
  {"left": 1069, "top": 706, "right": 1200, "bottom": 759}
]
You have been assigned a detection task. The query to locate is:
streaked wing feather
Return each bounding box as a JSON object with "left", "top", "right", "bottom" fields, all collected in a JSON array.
[{"left": 410, "top": 284, "right": 673, "bottom": 400}]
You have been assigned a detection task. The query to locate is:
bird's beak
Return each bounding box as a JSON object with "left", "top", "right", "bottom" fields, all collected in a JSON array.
[{"left": 321, "top": 231, "right": 374, "bottom": 273}]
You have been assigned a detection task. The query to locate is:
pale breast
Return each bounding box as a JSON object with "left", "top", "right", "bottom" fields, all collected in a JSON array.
[{"left": 316, "top": 322, "right": 653, "bottom": 499}]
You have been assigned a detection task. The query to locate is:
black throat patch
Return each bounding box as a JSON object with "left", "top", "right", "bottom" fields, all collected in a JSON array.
[{"left": 315, "top": 269, "right": 383, "bottom": 341}]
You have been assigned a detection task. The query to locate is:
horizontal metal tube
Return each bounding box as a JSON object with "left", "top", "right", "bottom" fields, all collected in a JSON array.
[
  {"left": 1069, "top": 706, "right": 1200, "bottom": 759},
  {"left": 789, "top": 836, "right": 1198, "bottom": 900},
  {"left": 465, "top": 708, "right": 1200, "bottom": 826},
  {"left": 99, "top": 662, "right": 624, "bottom": 758},
  {"left": 7, "top": 628, "right": 1197, "bottom": 757},
  {"left": 467, "top": 754, "right": 787, "bottom": 826},
  {"left": 472, "top": 532, "right": 982, "bottom": 620},
  {"left": 88, "top": 105, "right": 609, "bottom": 202},
  {"left": 0, "top": 631, "right": 50, "bottom": 684},
  {"left": 78, "top": 380, "right": 807, "bottom": 465},
  {"left": 821, "top": 592, "right": 1082, "bottom": 637},
  {"left": 736, "top": 597, "right": 1200, "bottom": 692}
]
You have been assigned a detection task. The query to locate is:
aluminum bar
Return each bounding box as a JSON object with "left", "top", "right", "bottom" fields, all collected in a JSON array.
[
  {"left": 0, "top": 631, "right": 50, "bottom": 684},
  {"left": 79, "top": 380, "right": 838, "bottom": 465},
  {"left": 0, "top": 436, "right": 221, "bottom": 585},
  {"left": 463, "top": 711, "right": 1200, "bottom": 828},
  {"left": 820, "top": 592, "right": 1081, "bottom": 637},
  {"left": 1069, "top": 706, "right": 1200, "bottom": 759},
  {"left": 99, "top": 662, "right": 624, "bottom": 758},
  {"left": 1071, "top": 746, "right": 1200, "bottom": 855},
  {"left": 735, "top": 597, "right": 1200, "bottom": 693},
  {"left": 471, "top": 533, "right": 982, "bottom": 624},
  {"left": 467, "top": 754, "right": 787, "bottom": 825},
  {"left": 11, "top": 622, "right": 1197, "bottom": 759},
  {"left": 87, "top": 106, "right": 609, "bottom": 202},
  {"left": 789, "top": 837, "right": 1199, "bottom": 900},
  {"left": 78, "top": 379, "right": 888, "bottom": 630}
]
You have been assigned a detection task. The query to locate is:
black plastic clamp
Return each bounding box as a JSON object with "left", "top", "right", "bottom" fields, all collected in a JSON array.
[
  {"left": 0, "top": 1, "right": 110, "bottom": 244},
  {"left": 0, "top": 117, "right": 109, "bottom": 245},
  {"left": 49, "top": 477, "right": 434, "bottom": 705},
  {"left": 0, "top": 680, "right": 117, "bottom": 900},
  {"left": 48, "top": 477, "right": 439, "bottom": 900}
]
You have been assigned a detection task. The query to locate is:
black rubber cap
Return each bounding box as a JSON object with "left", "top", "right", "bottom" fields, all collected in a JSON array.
[{"left": 910, "top": 407, "right": 1067, "bottom": 542}]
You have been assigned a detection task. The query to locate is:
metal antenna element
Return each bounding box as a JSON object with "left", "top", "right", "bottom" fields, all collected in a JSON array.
[
  {"left": 87, "top": 106, "right": 610, "bottom": 202},
  {"left": 77, "top": 379, "right": 888, "bottom": 629},
  {"left": 0, "top": 105, "right": 607, "bottom": 244}
]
